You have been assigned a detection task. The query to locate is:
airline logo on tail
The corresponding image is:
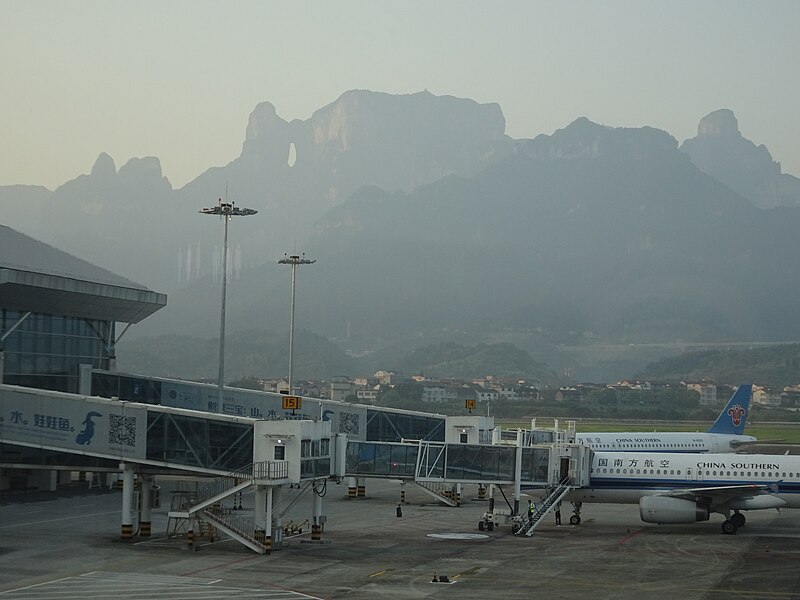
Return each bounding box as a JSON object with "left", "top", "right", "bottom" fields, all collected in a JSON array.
[
  {"left": 728, "top": 404, "right": 746, "bottom": 427},
  {"left": 707, "top": 384, "right": 752, "bottom": 435}
]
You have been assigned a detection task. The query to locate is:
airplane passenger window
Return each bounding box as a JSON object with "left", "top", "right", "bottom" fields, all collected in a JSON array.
[
  {"left": 726, "top": 471, "right": 730, "bottom": 476},
  {"left": 677, "top": 470, "right": 681, "bottom": 475},
  {"left": 747, "top": 472, "right": 751, "bottom": 477},
  {"left": 636, "top": 469, "right": 641, "bottom": 474}
]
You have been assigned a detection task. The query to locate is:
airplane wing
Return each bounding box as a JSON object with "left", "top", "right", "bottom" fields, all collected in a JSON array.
[
  {"left": 732, "top": 442, "right": 800, "bottom": 455},
  {"left": 662, "top": 483, "right": 769, "bottom": 502}
]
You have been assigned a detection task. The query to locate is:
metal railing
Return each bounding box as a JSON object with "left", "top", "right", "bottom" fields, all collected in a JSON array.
[{"left": 253, "top": 460, "right": 289, "bottom": 480}]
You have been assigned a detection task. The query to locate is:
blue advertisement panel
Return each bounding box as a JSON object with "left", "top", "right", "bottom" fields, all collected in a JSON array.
[{"left": 0, "top": 386, "right": 147, "bottom": 460}]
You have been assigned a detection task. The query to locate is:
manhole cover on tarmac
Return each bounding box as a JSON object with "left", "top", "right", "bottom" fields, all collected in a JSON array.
[{"left": 426, "top": 533, "right": 489, "bottom": 540}]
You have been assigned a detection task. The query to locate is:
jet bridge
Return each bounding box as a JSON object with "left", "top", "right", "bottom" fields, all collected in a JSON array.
[
  {"left": 0, "top": 384, "right": 345, "bottom": 553},
  {"left": 1, "top": 383, "right": 594, "bottom": 551}
]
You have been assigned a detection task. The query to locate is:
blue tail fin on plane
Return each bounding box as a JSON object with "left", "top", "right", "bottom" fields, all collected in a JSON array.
[{"left": 706, "top": 384, "right": 752, "bottom": 435}]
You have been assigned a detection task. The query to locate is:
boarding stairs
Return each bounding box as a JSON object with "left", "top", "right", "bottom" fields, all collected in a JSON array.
[
  {"left": 197, "top": 505, "right": 269, "bottom": 554},
  {"left": 515, "top": 479, "right": 572, "bottom": 537},
  {"left": 167, "top": 460, "right": 288, "bottom": 554},
  {"left": 412, "top": 480, "right": 460, "bottom": 507}
]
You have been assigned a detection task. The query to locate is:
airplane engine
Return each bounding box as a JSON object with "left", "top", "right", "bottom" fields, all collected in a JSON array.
[{"left": 639, "top": 496, "right": 710, "bottom": 524}]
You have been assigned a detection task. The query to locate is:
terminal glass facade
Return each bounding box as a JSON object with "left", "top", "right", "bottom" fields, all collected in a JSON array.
[{"left": 1, "top": 310, "right": 112, "bottom": 393}]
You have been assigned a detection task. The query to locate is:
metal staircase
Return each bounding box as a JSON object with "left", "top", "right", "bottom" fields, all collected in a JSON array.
[
  {"left": 515, "top": 479, "right": 572, "bottom": 537},
  {"left": 167, "top": 460, "right": 288, "bottom": 554},
  {"left": 198, "top": 505, "right": 269, "bottom": 554},
  {"left": 412, "top": 480, "right": 460, "bottom": 507}
]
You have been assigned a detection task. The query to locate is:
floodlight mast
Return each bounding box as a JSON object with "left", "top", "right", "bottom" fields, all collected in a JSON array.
[
  {"left": 199, "top": 200, "right": 257, "bottom": 406},
  {"left": 277, "top": 253, "right": 316, "bottom": 396}
]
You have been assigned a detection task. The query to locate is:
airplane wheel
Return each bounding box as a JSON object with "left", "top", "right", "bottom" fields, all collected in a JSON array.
[
  {"left": 721, "top": 520, "right": 737, "bottom": 535},
  {"left": 478, "top": 521, "right": 485, "bottom": 531},
  {"left": 570, "top": 515, "right": 581, "bottom": 525},
  {"left": 731, "top": 513, "right": 746, "bottom": 528}
]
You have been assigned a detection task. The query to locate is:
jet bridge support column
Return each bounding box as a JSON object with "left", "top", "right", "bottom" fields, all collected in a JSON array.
[
  {"left": 264, "top": 486, "right": 274, "bottom": 552},
  {"left": 308, "top": 479, "right": 325, "bottom": 542},
  {"left": 357, "top": 477, "right": 366, "bottom": 498},
  {"left": 140, "top": 476, "right": 152, "bottom": 537},
  {"left": 254, "top": 485, "right": 266, "bottom": 544},
  {"left": 272, "top": 486, "right": 284, "bottom": 548},
  {"left": 120, "top": 463, "right": 134, "bottom": 540},
  {"left": 347, "top": 477, "right": 357, "bottom": 499},
  {"left": 513, "top": 431, "right": 523, "bottom": 515}
]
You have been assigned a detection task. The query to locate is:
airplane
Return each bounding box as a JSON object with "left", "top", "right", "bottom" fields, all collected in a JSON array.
[
  {"left": 566, "top": 449, "right": 800, "bottom": 534},
  {"left": 575, "top": 384, "right": 755, "bottom": 453}
]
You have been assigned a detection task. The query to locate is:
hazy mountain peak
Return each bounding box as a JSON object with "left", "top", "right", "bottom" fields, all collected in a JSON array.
[
  {"left": 118, "top": 156, "right": 165, "bottom": 180},
  {"left": 697, "top": 109, "right": 740, "bottom": 138},
  {"left": 91, "top": 152, "right": 117, "bottom": 178},
  {"left": 244, "top": 101, "right": 285, "bottom": 143},
  {"left": 681, "top": 109, "right": 800, "bottom": 208},
  {"left": 523, "top": 117, "right": 678, "bottom": 161}
]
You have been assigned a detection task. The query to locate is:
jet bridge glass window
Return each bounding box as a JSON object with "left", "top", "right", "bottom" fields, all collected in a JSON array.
[
  {"left": 92, "top": 372, "right": 162, "bottom": 405},
  {"left": 520, "top": 448, "right": 549, "bottom": 483},
  {"left": 365, "top": 410, "right": 445, "bottom": 442},
  {"left": 146, "top": 412, "right": 252, "bottom": 471},
  {"left": 344, "top": 442, "right": 416, "bottom": 477}
]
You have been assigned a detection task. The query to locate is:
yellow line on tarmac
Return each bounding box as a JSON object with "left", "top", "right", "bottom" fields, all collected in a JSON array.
[{"left": 368, "top": 569, "right": 395, "bottom": 578}]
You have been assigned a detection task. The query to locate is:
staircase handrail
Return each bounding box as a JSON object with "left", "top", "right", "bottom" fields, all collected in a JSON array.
[{"left": 516, "top": 477, "right": 573, "bottom": 537}]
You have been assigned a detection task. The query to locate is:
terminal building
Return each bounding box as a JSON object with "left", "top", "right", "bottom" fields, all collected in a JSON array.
[
  {"left": 0, "top": 224, "right": 166, "bottom": 489},
  {"left": 0, "top": 224, "right": 166, "bottom": 393}
]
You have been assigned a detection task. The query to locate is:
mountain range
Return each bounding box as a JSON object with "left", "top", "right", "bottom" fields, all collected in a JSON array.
[{"left": 3, "top": 90, "right": 799, "bottom": 382}]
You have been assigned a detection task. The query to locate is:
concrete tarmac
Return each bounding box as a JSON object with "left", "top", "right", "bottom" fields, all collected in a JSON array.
[{"left": 2, "top": 478, "right": 800, "bottom": 599}]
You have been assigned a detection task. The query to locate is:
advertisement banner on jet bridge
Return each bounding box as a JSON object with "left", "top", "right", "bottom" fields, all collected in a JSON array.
[
  {"left": 321, "top": 403, "right": 367, "bottom": 442},
  {"left": 0, "top": 388, "right": 147, "bottom": 459}
]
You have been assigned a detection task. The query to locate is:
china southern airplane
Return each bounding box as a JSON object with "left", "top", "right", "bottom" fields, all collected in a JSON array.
[
  {"left": 575, "top": 384, "right": 755, "bottom": 453},
  {"left": 568, "top": 449, "right": 800, "bottom": 534}
]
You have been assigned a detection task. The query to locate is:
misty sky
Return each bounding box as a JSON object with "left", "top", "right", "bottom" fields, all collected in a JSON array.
[{"left": 2, "top": 0, "right": 799, "bottom": 190}]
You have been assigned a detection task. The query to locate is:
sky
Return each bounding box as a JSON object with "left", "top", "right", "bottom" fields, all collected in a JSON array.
[{"left": 2, "top": 0, "right": 799, "bottom": 190}]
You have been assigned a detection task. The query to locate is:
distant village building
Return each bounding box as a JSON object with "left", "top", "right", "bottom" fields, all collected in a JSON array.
[
  {"left": 330, "top": 375, "right": 356, "bottom": 403},
  {"left": 374, "top": 371, "right": 396, "bottom": 386},
  {"left": 686, "top": 382, "right": 718, "bottom": 406},
  {"left": 752, "top": 386, "right": 783, "bottom": 407},
  {"left": 356, "top": 389, "right": 378, "bottom": 403},
  {"left": 259, "top": 378, "right": 290, "bottom": 394},
  {"left": 422, "top": 384, "right": 459, "bottom": 403}
]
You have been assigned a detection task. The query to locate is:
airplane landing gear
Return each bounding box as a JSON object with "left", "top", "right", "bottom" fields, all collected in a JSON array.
[
  {"left": 731, "top": 512, "right": 746, "bottom": 528},
  {"left": 721, "top": 520, "right": 737, "bottom": 535},
  {"left": 569, "top": 501, "right": 582, "bottom": 525}
]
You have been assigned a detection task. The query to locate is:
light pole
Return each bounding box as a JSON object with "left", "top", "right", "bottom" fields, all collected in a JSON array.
[
  {"left": 200, "top": 199, "right": 257, "bottom": 406},
  {"left": 278, "top": 253, "right": 316, "bottom": 395}
]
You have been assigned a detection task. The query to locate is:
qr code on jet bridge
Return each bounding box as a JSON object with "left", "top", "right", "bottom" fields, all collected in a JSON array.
[
  {"left": 109, "top": 414, "right": 137, "bottom": 447},
  {"left": 338, "top": 412, "right": 360, "bottom": 435}
]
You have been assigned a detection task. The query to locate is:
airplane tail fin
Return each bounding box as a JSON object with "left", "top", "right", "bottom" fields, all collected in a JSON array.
[{"left": 706, "top": 384, "right": 752, "bottom": 435}]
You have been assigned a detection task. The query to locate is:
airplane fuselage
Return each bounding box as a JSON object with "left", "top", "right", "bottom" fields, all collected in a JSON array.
[
  {"left": 569, "top": 451, "right": 800, "bottom": 509},
  {"left": 575, "top": 432, "right": 757, "bottom": 454}
]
